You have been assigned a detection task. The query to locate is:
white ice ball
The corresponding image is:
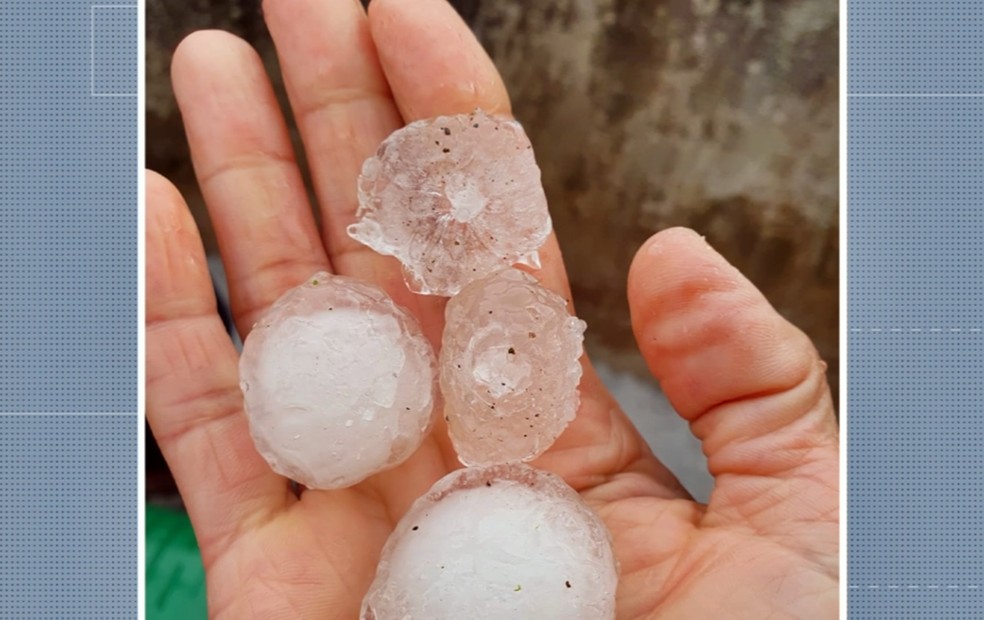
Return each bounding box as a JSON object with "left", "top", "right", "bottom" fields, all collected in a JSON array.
[
  {"left": 239, "top": 272, "right": 436, "bottom": 489},
  {"left": 362, "top": 463, "right": 618, "bottom": 619}
]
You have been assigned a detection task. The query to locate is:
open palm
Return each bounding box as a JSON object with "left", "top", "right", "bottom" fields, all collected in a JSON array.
[{"left": 146, "top": 1, "right": 839, "bottom": 618}]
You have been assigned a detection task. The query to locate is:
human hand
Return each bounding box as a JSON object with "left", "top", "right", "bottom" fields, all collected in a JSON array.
[{"left": 146, "top": 0, "right": 839, "bottom": 617}]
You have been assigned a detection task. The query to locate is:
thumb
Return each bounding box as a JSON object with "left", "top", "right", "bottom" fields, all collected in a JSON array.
[{"left": 628, "top": 228, "right": 837, "bottom": 527}]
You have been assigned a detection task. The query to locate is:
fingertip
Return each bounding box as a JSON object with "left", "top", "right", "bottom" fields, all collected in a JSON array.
[
  {"left": 145, "top": 169, "right": 189, "bottom": 232},
  {"left": 171, "top": 30, "right": 265, "bottom": 102},
  {"left": 172, "top": 29, "right": 243, "bottom": 78},
  {"left": 368, "top": 0, "right": 511, "bottom": 119},
  {"left": 649, "top": 226, "right": 704, "bottom": 243},
  {"left": 628, "top": 227, "right": 738, "bottom": 322},
  {"left": 145, "top": 171, "right": 214, "bottom": 325},
  {"left": 630, "top": 226, "right": 704, "bottom": 270},
  {"left": 627, "top": 227, "right": 819, "bottom": 421},
  {"left": 145, "top": 168, "right": 175, "bottom": 200}
]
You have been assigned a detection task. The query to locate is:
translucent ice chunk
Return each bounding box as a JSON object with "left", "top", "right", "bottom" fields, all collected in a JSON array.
[
  {"left": 440, "top": 268, "right": 586, "bottom": 465},
  {"left": 238, "top": 272, "right": 436, "bottom": 489},
  {"left": 361, "top": 463, "right": 618, "bottom": 620},
  {"left": 347, "top": 109, "right": 552, "bottom": 296}
]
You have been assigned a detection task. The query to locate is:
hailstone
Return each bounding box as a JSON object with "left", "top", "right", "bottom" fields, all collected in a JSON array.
[
  {"left": 347, "top": 109, "right": 552, "bottom": 296},
  {"left": 238, "top": 272, "right": 436, "bottom": 489},
  {"left": 440, "top": 268, "right": 586, "bottom": 465},
  {"left": 361, "top": 463, "right": 618, "bottom": 620}
]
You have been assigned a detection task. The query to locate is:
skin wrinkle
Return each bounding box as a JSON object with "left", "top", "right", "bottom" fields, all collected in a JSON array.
[
  {"left": 220, "top": 558, "right": 312, "bottom": 619},
  {"left": 635, "top": 307, "right": 810, "bottom": 423},
  {"left": 660, "top": 551, "right": 826, "bottom": 617},
  {"left": 264, "top": 0, "right": 388, "bottom": 97},
  {"left": 591, "top": 498, "right": 703, "bottom": 618},
  {"left": 698, "top": 383, "right": 835, "bottom": 478},
  {"left": 693, "top": 356, "right": 831, "bottom": 449},
  {"left": 194, "top": 151, "right": 299, "bottom": 189},
  {"left": 292, "top": 86, "right": 396, "bottom": 128},
  {"left": 643, "top": 535, "right": 742, "bottom": 611},
  {"left": 710, "top": 461, "right": 836, "bottom": 534},
  {"left": 177, "top": 447, "right": 288, "bottom": 569},
  {"left": 147, "top": 358, "right": 240, "bottom": 445},
  {"left": 667, "top": 319, "right": 813, "bottom": 421},
  {"left": 703, "top": 476, "right": 838, "bottom": 578},
  {"left": 148, "top": 326, "right": 233, "bottom": 387},
  {"left": 302, "top": 513, "right": 375, "bottom": 598}
]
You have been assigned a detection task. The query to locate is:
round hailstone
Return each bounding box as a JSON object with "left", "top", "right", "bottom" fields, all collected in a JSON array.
[
  {"left": 361, "top": 463, "right": 618, "bottom": 620},
  {"left": 239, "top": 272, "right": 436, "bottom": 489},
  {"left": 440, "top": 268, "right": 586, "bottom": 465},
  {"left": 347, "top": 109, "right": 552, "bottom": 297}
]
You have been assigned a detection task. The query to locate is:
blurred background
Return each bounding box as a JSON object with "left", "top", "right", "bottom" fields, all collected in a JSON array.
[{"left": 146, "top": 1, "right": 838, "bottom": 615}]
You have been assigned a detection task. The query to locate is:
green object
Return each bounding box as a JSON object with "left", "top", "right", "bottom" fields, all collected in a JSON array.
[{"left": 146, "top": 505, "right": 207, "bottom": 619}]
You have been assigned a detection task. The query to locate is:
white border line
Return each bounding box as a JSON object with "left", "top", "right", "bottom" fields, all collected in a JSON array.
[
  {"left": 137, "top": 0, "right": 147, "bottom": 615},
  {"left": 90, "top": 5, "right": 139, "bottom": 97},
  {"left": 0, "top": 412, "right": 134, "bottom": 415},
  {"left": 849, "top": 585, "right": 980, "bottom": 590},
  {"left": 849, "top": 328, "right": 983, "bottom": 333},
  {"left": 850, "top": 94, "right": 984, "bottom": 97},
  {"left": 838, "top": 0, "right": 848, "bottom": 613}
]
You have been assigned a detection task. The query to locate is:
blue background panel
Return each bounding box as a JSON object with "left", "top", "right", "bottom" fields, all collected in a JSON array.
[
  {"left": 849, "top": 334, "right": 984, "bottom": 584},
  {"left": 847, "top": 72, "right": 984, "bottom": 619},
  {"left": 0, "top": 0, "right": 137, "bottom": 412},
  {"left": 0, "top": 416, "right": 137, "bottom": 618},
  {"left": 848, "top": 98, "right": 984, "bottom": 327},
  {"left": 92, "top": 5, "right": 138, "bottom": 95},
  {"left": 849, "top": 1, "right": 984, "bottom": 93}
]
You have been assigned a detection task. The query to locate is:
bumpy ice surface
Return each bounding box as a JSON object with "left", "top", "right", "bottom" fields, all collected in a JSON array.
[
  {"left": 361, "top": 463, "right": 618, "bottom": 620},
  {"left": 239, "top": 272, "right": 436, "bottom": 489},
  {"left": 347, "top": 109, "right": 552, "bottom": 296},
  {"left": 440, "top": 268, "right": 586, "bottom": 465}
]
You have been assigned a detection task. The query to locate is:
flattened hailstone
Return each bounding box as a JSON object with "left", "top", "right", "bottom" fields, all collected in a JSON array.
[
  {"left": 239, "top": 272, "right": 436, "bottom": 489},
  {"left": 361, "top": 463, "right": 618, "bottom": 620},
  {"left": 440, "top": 268, "right": 586, "bottom": 465},
  {"left": 347, "top": 109, "right": 552, "bottom": 296}
]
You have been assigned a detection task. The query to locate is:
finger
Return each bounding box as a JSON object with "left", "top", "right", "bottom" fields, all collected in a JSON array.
[
  {"left": 146, "top": 171, "right": 291, "bottom": 563},
  {"left": 262, "top": 0, "right": 437, "bottom": 319},
  {"left": 628, "top": 228, "right": 838, "bottom": 514},
  {"left": 171, "top": 30, "right": 329, "bottom": 337},
  {"left": 368, "top": 0, "right": 510, "bottom": 119}
]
